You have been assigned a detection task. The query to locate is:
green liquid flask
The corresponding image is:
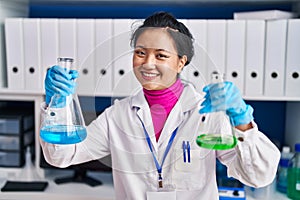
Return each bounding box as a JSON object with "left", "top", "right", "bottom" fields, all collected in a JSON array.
[
  {"left": 196, "top": 71, "right": 237, "bottom": 150},
  {"left": 287, "top": 143, "right": 300, "bottom": 200},
  {"left": 40, "top": 57, "right": 87, "bottom": 144}
]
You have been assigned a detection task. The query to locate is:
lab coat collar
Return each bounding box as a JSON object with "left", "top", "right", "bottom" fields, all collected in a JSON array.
[
  {"left": 130, "top": 83, "right": 202, "bottom": 113},
  {"left": 130, "top": 83, "right": 203, "bottom": 150}
]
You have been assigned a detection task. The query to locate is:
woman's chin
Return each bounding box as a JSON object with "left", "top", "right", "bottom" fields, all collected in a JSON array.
[{"left": 142, "top": 83, "right": 165, "bottom": 91}]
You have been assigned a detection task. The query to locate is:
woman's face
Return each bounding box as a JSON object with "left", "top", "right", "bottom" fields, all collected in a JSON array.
[{"left": 133, "top": 28, "right": 187, "bottom": 90}]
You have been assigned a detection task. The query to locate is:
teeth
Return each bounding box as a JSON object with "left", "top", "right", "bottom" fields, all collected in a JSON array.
[{"left": 142, "top": 72, "right": 158, "bottom": 77}]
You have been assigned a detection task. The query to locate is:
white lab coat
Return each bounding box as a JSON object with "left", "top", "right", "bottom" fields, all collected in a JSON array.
[{"left": 40, "top": 83, "right": 280, "bottom": 200}]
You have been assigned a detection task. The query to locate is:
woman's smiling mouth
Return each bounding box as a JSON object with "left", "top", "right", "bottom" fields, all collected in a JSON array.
[{"left": 141, "top": 71, "right": 159, "bottom": 80}]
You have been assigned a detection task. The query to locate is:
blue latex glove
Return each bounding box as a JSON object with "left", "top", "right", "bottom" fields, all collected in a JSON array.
[
  {"left": 45, "top": 65, "right": 78, "bottom": 107},
  {"left": 199, "top": 81, "right": 254, "bottom": 126}
]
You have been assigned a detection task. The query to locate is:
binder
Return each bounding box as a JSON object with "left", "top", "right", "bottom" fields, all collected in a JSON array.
[
  {"left": 58, "top": 19, "right": 76, "bottom": 62},
  {"left": 234, "top": 10, "right": 295, "bottom": 20},
  {"left": 112, "top": 19, "right": 139, "bottom": 96},
  {"left": 23, "top": 18, "right": 42, "bottom": 92},
  {"left": 94, "top": 19, "right": 113, "bottom": 96},
  {"left": 244, "top": 20, "right": 265, "bottom": 96},
  {"left": 4, "top": 18, "right": 25, "bottom": 90},
  {"left": 1, "top": 0, "right": 30, "bottom": 88},
  {"left": 264, "top": 19, "right": 287, "bottom": 97},
  {"left": 76, "top": 19, "right": 95, "bottom": 95},
  {"left": 285, "top": 19, "right": 300, "bottom": 97},
  {"left": 226, "top": 20, "right": 246, "bottom": 94},
  {"left": 0, "top": 23, "right": 5, "bottom": 88},
  {"left": 185, "top": 19, "right": 208, "bottom": 92},
  {"left": 206, "top": 20, "right": 226, "bottom": 79},
  {"left": 40, "top": 18, "right": 59, "bottom": 91}
]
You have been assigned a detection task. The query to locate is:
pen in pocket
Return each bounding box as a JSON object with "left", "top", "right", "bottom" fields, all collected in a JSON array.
[
  {"left": 182, "top": 141, "right": 186, "bottom": 163},
  {"left": 187, "top": 141, "right": 191, "bottom": 163}
]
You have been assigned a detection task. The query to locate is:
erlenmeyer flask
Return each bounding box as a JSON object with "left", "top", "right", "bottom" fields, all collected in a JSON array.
[
  {"left": 196, "top": 71, "right": 237, "bottom": 150},
  {"left": 40, "top": 57, "right": 87, "bottom": 144}
]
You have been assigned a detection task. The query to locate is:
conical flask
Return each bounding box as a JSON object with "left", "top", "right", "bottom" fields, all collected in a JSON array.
[
  {"left": 196, "top": 71, "right": 237, "bottom": 150},
  {"left": 40, "top": 57, "right": 87, "bottom": 144}
]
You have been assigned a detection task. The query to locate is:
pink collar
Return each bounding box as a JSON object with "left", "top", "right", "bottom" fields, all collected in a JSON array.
[{"left": 143, "top": 79, "right": 184, "bottom": 141}]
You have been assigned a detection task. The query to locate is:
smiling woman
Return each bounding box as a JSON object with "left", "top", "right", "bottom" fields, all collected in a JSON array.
[
  {"left": 130, "top": 12, "right": 194, "bottom": 90},
  {"left": 132, "top": 28, "right": 187, "bottom": 90},
  {"left": 40, "top": 11, "right": 280, "bottom": 200}
]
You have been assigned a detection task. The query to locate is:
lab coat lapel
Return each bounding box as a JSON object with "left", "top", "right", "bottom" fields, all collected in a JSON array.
[
  {"left": 132, "top": 90, "right": 158, "bottom": 152},
  {"left": 157, "top": 103, "right": 183, "bottom": 148},
  {"left": 157, "top": 83, "right": 202, "bottom": 148},
  {"left": 131, "top": 84, "right": 202, "bottom": 154}
]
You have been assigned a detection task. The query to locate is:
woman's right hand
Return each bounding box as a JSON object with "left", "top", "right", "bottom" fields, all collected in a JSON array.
[{"left": 45, "top": 65, "right": 78, "bottom": 106}]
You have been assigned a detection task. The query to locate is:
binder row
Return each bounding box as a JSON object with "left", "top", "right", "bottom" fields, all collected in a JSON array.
[{"left": 4, "top": 18, "right": 300, "bottom": 97}]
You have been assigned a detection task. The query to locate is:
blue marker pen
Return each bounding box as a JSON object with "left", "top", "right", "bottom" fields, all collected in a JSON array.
[
  {"left": 187, "top": 141, "right": 191, "bottom": 163},
  {"left": 182, "top": 141, "right": 186, "bottom": 163}
]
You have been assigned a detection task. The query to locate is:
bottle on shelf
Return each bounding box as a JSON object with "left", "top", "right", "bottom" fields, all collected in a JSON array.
[
  {"left": 276, "top": 146, "right": 293, "bottom": 193},
  {"left": 287, "top": 143, "right": 300, "bottom": 199}
]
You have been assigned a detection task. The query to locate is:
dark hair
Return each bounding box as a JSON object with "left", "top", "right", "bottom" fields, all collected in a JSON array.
[{"left": 131, "top": 11, "right": 194, "bottom": 66}]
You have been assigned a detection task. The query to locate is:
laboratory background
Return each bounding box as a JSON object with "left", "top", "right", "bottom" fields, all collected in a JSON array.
[{"left": 0, "top": 0, "right": 300, "bottom": 199}]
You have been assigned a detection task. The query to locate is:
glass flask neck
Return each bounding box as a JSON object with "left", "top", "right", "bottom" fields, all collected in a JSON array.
[
  {"left": 210, "top": 71, "right": 224, "bottom": 84},
  {"left": 57, "top": 57, "right": 74, "bottom": 70}
]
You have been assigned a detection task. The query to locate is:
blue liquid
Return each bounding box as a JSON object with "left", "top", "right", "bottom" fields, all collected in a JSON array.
[{"left": 40, "top": 125, "right": 87, "bottom": 144}]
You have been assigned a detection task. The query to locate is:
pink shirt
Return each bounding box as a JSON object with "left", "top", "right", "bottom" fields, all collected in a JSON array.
[{"left": 143, "top": 79, "right": 184, "bottom": 142}]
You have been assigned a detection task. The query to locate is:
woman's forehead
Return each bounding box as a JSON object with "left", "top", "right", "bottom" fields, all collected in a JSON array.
[{"left": 135, "top": 28, "right": 177, "bottom": 53}]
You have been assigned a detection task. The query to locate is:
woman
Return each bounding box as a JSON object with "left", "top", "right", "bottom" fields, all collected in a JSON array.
[{"left": 41, "top": 12, "right": 280, "bottom": 200}]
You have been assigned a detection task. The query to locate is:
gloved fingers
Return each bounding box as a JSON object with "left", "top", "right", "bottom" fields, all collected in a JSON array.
[
  {"left": 50, "top": 72, "right": 76, "bottom": 89},
  {"left": 204, "top": 83, "right": 226, "bottom": 97},
  {"left": 49, "top": 66, "right": 75, "bottom": 86},
  {"left": 51, "top": 80, "right": 76, "bottom": 96},
  {"left": 199, "top": 100, "right": 213, "bottom": 113},
  {"left": 47, "top": 66, "right": 77, "bottom": 93},
  {"left": 51, "top": 65, "right": 74, "bottom": 80},
  {"left": 203, "top": 82, "right": 226, "bottom": 91},
  {"left": 69, "top": 69, "right": 79, "bottom": 79},
  {"left": 52, "top": 66, "right": 79, "bottom": 80},
  {"left": 45, "top": 75, "right": 76, "bottom": 96},
  {"left": 203, "top": 87, "right": 227, "bottom": 106}
]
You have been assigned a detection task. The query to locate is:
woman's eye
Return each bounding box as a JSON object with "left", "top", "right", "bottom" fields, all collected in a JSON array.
[
  {"left": 157, "top": 54, "right": 168, "bottom": 59},
  {"left": 135, "top": 50, "right": 145, "bottom": 56}
]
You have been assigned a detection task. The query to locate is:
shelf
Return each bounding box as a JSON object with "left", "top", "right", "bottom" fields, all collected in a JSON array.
[
  {"left": 243, "top": 96, "right": 300, "bottom": 102},
  {"left": 28, "top": 0, "right": 300, "bottom": 3},
  {"left": 1, "top": 88, "right": 300, "bottom": 101},
  {"left": 0, "top": 88, "right": 44, "bottom": 96}
]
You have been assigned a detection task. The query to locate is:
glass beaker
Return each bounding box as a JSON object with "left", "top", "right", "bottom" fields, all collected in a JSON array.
[
  {"left": 40, "top": 57, "right": 87, "bottom": 144},
  {"left": 196, "top": 71, "right": 237, "bottom": 150}
]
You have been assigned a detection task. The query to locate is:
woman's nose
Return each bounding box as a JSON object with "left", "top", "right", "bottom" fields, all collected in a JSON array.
[{"left": 143, "top": 54, "right": 156, "bottom": 68}]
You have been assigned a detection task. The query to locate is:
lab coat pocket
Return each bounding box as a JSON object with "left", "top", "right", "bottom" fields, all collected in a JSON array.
[
  {"left": 172, "top": 148, "right": 211, "bottom": 190},
  {"left": 174, "top": 149, "right": 200, "bottom": 172}
]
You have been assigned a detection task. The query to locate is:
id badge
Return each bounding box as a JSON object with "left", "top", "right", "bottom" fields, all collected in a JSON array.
[{"left": 146, "top": 191, "right": 176, "bottom": 200}]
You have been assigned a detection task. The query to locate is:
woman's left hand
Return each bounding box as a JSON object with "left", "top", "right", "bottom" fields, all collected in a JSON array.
[{"left": 199, "top": 81, "right": 254, "bottom": 126}]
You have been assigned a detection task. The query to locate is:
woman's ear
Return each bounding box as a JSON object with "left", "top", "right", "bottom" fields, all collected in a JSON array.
[{"left": 178, "top": 55, "right": 187, "bottom": 73}]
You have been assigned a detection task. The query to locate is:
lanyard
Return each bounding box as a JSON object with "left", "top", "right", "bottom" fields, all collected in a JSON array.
[{"left": 137, "top": 115, "right": 178, "bottom": 188}]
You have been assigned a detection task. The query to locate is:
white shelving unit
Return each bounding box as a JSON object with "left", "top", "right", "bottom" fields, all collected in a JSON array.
[{"left": 0, "top": 89, "right": 44, "bottom": 177}]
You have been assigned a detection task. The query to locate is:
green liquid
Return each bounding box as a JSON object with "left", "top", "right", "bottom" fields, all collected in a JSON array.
[
  {"left": 196, "top": 134, "right": 237, "bottom": 150},
  {"left": 287, "top": 167, "right": 300, "bottom": 200}
]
